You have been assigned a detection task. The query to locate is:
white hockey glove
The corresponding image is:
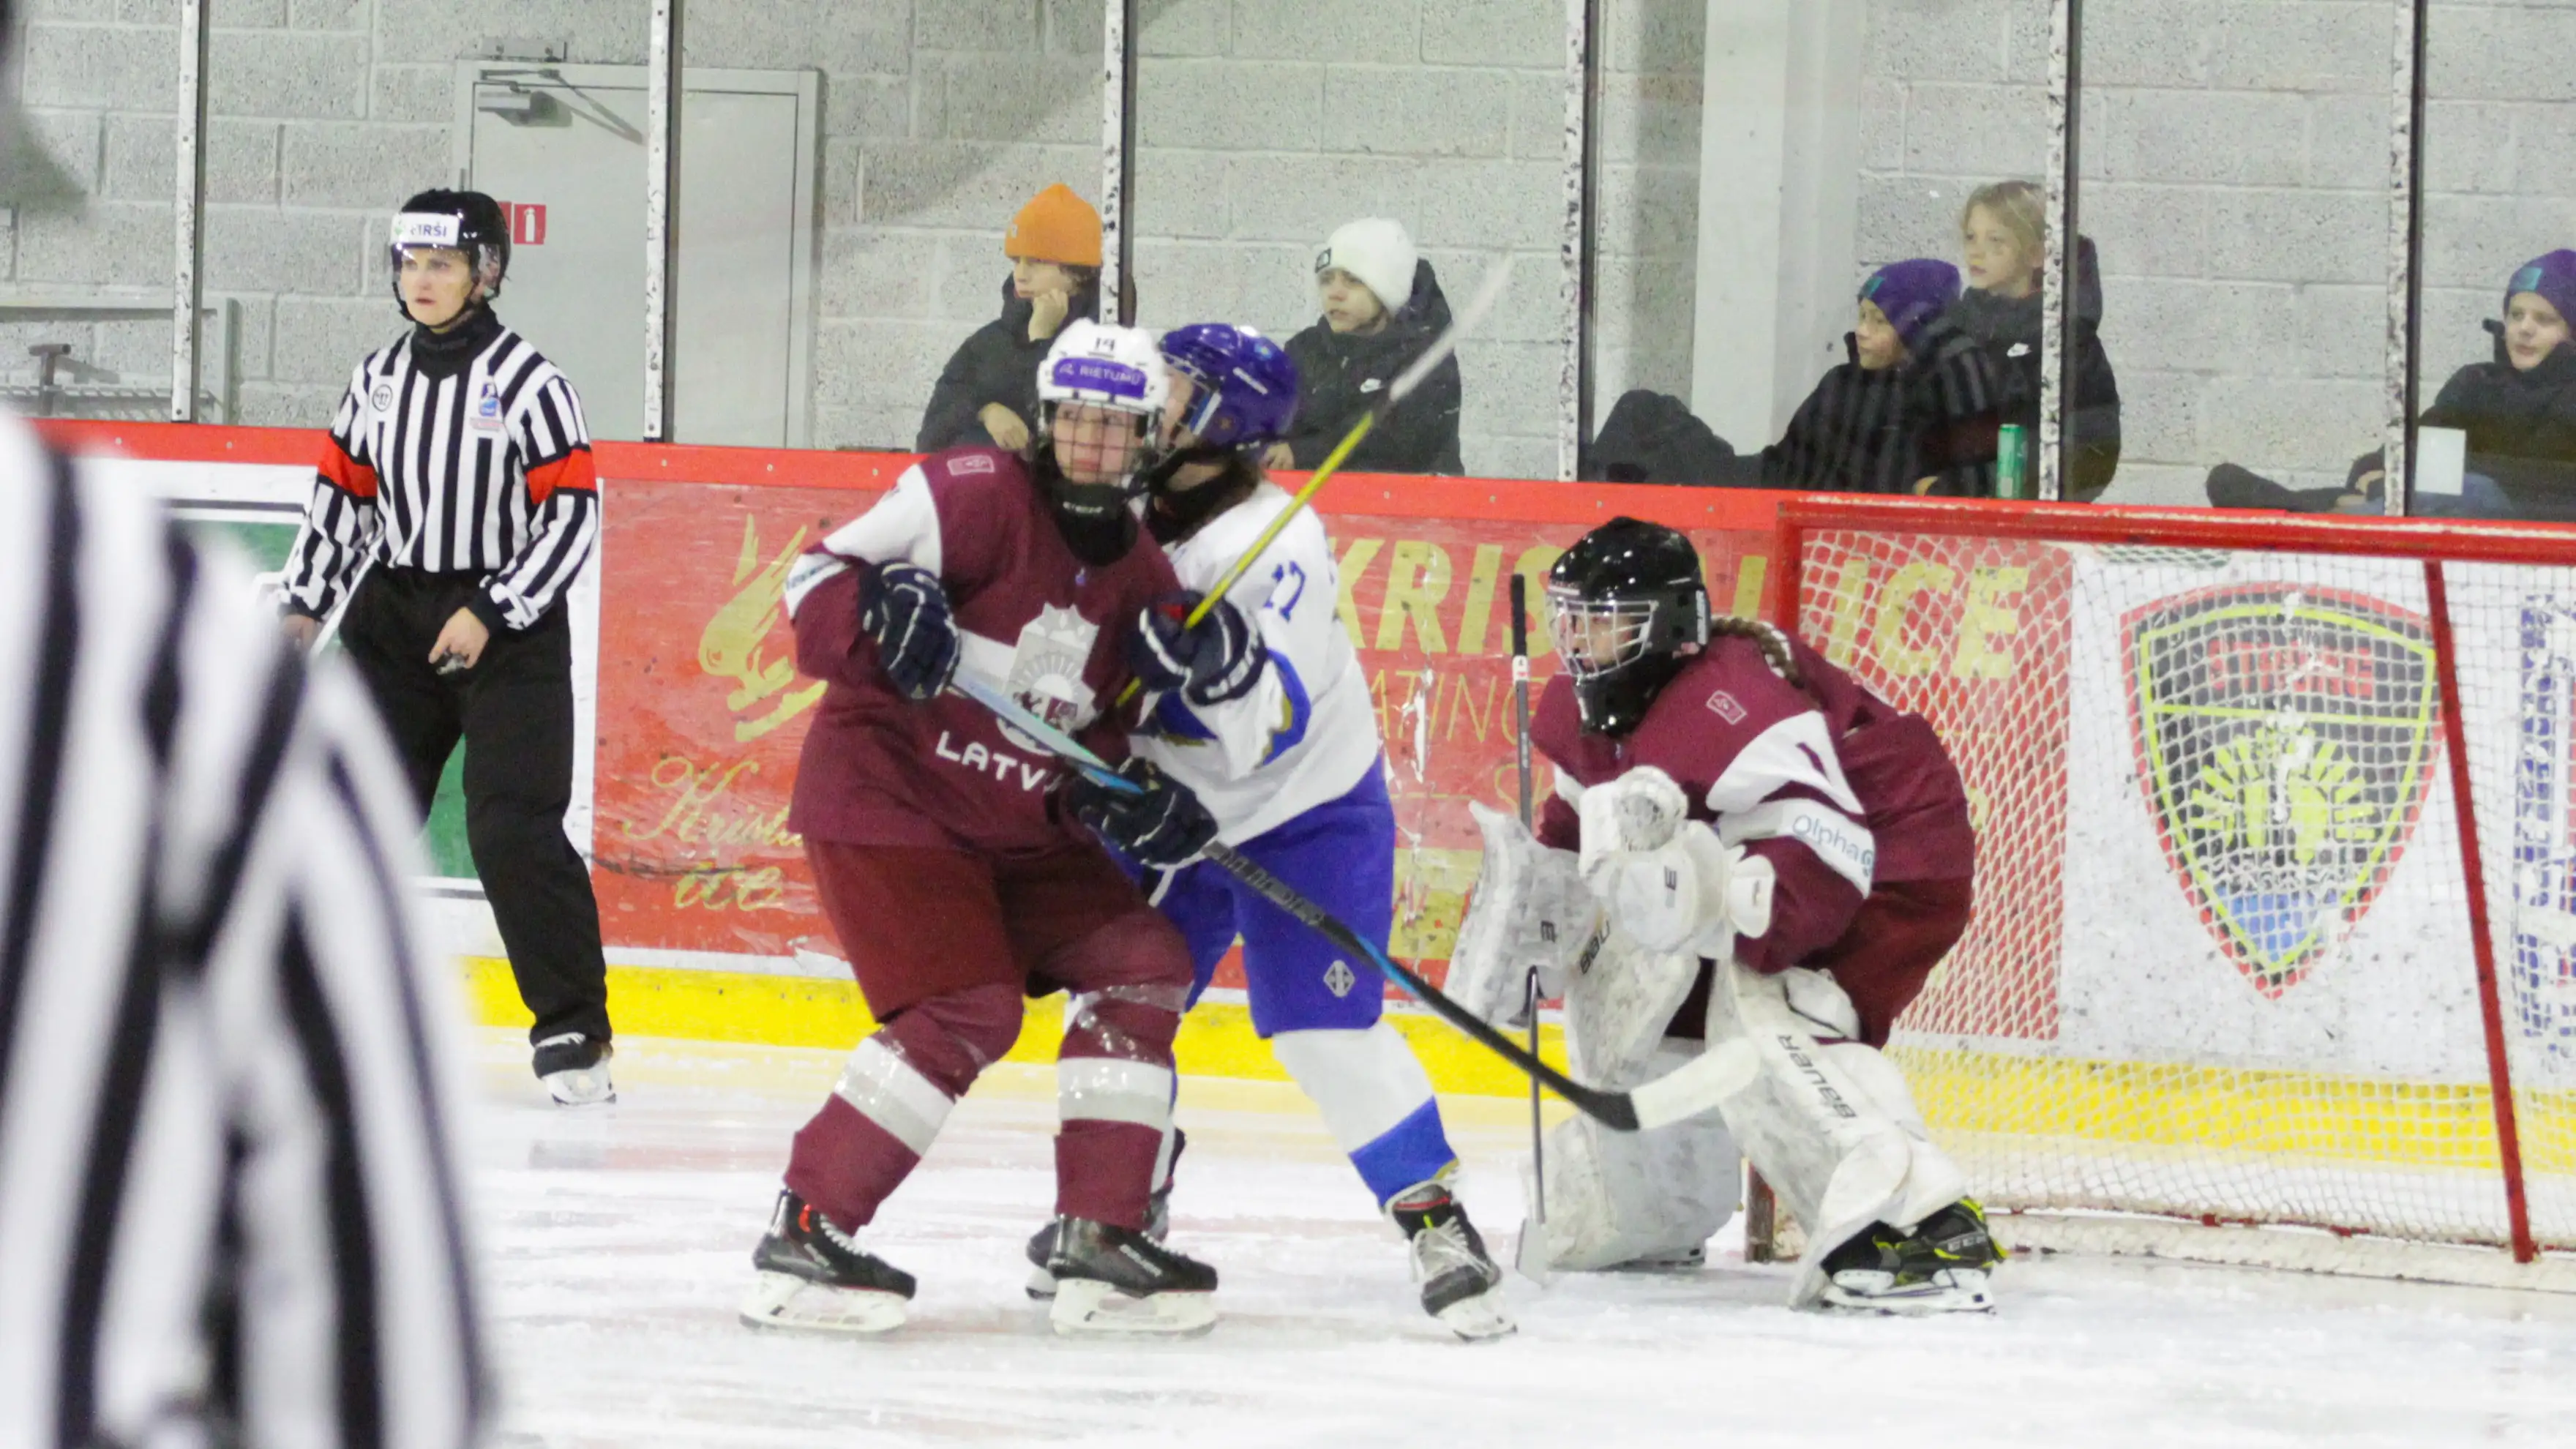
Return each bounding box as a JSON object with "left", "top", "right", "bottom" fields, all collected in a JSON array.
[
  {"left": 1585, "top": 819, "right": 1776, "bottom": 960},
  {"left": 1448, "top": 801, "right": 1602, "bottom": 1027},
  {"left": 1575, "top": 765, "right": 1691, "bottom": 879}
]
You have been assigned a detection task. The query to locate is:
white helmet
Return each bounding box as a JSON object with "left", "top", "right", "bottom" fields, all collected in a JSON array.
[{"left": 1037, "top": 319, "right": 1170, "bottom": 422}]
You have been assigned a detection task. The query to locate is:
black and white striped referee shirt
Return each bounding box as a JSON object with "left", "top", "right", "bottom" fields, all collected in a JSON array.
[
  {"left": 0, "top": 421, "right": 489, "bottom": 1449},
  {"left": 280, "top": 311, "right": 599, "bottom": 634}
]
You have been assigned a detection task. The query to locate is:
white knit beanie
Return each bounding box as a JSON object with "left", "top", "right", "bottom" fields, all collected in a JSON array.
[{"left": 1315, "top": 217, "right": 1418, "bottom": 316}]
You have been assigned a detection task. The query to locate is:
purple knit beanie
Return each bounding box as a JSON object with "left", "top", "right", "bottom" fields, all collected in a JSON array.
[
  {"left": 2507, "top": 251, "right": 2576, "bottom": 325},
  {"left": 1860, "top": 258, "right": 1963, "bottom": 350}
]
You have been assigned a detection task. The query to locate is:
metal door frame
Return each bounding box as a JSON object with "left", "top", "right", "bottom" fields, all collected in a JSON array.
[{"left": 449, "top": 61, "right": 823, "bottom": 448}]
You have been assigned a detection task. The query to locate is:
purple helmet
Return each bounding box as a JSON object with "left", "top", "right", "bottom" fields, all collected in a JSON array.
[{"left": 1160, "top": 322, "right": 1300, "bottom": 450}]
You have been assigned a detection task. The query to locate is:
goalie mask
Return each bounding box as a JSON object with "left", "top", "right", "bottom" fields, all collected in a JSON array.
[{"left": 1546, "top": 517, "right": 1711, "bottom": 736}]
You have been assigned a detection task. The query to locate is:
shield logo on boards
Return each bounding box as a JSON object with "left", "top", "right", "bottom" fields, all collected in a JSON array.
[
  {"left": 998, "top": 603, "right": 1101, "bottom": 754},
  {"left": 2122, "top": 583, "right": 2438, "bottom": 997},
  {"left": 2511, "top": 601, "right": 2576, "bottom": 1057}
]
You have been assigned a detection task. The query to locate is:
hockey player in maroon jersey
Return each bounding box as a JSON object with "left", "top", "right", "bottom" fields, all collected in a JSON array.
[
  {"left": 738, "top": 320, "right": 1267, "bottom": 1338},
  {"left": 1448, "top": 517, "right": 2002, "bottom": 1314}
]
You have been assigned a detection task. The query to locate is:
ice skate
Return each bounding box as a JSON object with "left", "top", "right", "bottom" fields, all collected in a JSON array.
[
  {"left": 1817, "top": 1199, "right": 2002, "bottom": 1316},
  {"left": 738, "top": 1191, "right": 916, "bottom": 1334},
  {"left": 1390, "top": 1179, "right": 1514, "bottom": 1341},
  {"left": 1026, "top": 1128, "right": 1183, "bottom": 1300},
  {"left": 1043, "top": 1216, "right": 1216, "bottom": 1336},
  {"left": 533, "top": 1032, "right": 615, "bottom": 1106}
]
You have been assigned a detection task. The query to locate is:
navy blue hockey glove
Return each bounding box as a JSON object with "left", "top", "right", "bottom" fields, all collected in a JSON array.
[
  {"left": 1065, "top": 757, "right": 1218, "bottom": 869},
  {"left": 857, "top": 561, "right": 959, "bottom": 701},
  {"left": 1128, "top": 591, "right": 1268, "bottom": 708}
]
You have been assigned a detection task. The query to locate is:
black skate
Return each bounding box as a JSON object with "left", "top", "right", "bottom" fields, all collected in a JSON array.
[
  {"left": 738, "top": 1191, "right": 916, "bottom": 1334},
  {"left": 1044, "top": 1216, "right": 1217, "bottom": 1336},
  {"left": 1818, "top": 1198, "right": 2002, "bottom": 1315},
  {"left": 533, "top": 1031, "right": 614, "bottom": 1106},
  {"left": 1390, "top": 1179, "right": 1514, "bottom": 1341},
  {"left": 1026, "top": 1128, "right": 1183, "bottom": 1300}
]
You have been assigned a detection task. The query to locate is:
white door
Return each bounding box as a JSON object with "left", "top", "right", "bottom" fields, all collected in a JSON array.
[{"left": 457, "top": 64, "right": 818, "bottom": 446}]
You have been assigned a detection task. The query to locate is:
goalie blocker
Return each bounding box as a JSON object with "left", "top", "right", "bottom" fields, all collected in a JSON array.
[{"left": 1448, "top": 517, "right": 1999, "bottom": 1314}]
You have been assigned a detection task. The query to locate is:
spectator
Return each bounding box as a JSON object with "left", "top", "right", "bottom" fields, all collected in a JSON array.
[
  {"left": 916, "top": 183, "right": 1101, "bottom": 452},
  {"left": 1756, "top": 259, "right": 1999, "bottom": 496},
  {"left": 1275, "top": 218, "right": 1464, "bottom": 476},
  {"left": 2207, "top": 250, "right": 2576, "bottom": 520},
  {"left": 1949, "top": 179, "right": 2122, "bottom": 501}
]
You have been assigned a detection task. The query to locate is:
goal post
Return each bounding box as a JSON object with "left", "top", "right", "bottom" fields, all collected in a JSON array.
[{"left": 1755, "top": 495, "right": 2576, "bottom": 1283}]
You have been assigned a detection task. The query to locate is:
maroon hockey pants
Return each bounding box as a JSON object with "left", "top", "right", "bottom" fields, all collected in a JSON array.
[{"left": 783, "top": 841, "right": 1194, "bottom": 1232}]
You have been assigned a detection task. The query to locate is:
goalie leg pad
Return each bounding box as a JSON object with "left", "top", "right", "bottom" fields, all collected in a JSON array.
[
  {"left": 1560, "top": 929, "right": 1701, "bottom": 1090},
  {"left": 1532, "top": 1040, "right": 1741, "bottom": 1272},
  {"left": 1448, "top": 801, "right": 1600, "bottom": 1025},
  {"left": 1703, "top": 959, "right": 1944, "bottom": 1309}
]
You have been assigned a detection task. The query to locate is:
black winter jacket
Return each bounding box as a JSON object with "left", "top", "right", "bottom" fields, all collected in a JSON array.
[
  {"left": 2407, "top": 329, "right": 2576, "bottom": 518},
  {"left": 1761, "top": 315, "right": 2001, "bottom": 496},
  {"left": 1944, "top": 236, "right": 2123, "bottom": 501},
  {"left": 916, "top": 273, "right": 1101, "bottom": 452},
  {"left": 1281, "top": 258, "right": 1464, "bottom": 476}
]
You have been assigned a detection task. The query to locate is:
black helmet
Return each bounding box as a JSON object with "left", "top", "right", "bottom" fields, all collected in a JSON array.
[
  {"left": 1546, "top": 517, "right": 1710, "bottom": 735},
  {"left": 389, "top": 189, "right": 511, "bottom": 308}
]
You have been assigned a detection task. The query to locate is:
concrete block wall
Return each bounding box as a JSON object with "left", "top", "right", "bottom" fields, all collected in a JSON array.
[
  {"left": 1130, "top": 0, "right": 1570, "bottom": 480},
  {"left": 1859, "top": 0, "right": 2574, "bottom": 504}
]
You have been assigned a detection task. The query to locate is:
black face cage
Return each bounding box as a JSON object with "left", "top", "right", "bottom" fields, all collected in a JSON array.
[{"left": 1544, "top": 583, "right": 1710, "bottom": 682}]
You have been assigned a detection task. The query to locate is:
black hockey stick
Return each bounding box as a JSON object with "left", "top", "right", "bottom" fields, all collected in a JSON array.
[
  {"left": 946, "top": 671, "right": 1748, "bottom": 1132},
  {"left": 1509, "top": 574, "right": 1552, "bottom": 1281}
]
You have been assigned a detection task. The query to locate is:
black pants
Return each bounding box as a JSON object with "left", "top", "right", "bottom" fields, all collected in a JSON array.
[{"left": 340, "top": 566, "right": 610, "bottom": 1046}]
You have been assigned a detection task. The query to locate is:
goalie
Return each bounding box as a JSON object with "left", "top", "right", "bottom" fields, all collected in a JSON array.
[{"left": 1448, "top": 517, "right": 1999, "bottom": 1314}]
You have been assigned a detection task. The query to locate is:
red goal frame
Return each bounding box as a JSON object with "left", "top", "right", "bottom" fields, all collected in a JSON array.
[{"left": 1763, "top": 495, "right": 2576, "bottom": 1267}]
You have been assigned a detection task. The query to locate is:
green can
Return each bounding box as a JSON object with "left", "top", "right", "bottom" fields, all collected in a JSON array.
[{"left": 1996, "top": 423, "right": 2029, "bottom": 501}]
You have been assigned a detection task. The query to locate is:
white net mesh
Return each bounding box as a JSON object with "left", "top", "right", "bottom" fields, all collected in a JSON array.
[{"left": 1789, "top": 520, "right": 2561, "bottom": 1254}]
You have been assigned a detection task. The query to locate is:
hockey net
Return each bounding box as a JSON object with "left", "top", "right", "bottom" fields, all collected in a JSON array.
[{"left": 1756, "top": 495, "right": 2576, "bottom": 1282}]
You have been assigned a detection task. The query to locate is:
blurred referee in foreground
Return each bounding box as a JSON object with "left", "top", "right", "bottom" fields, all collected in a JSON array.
[
  {"left": 279, "top": 188, "right": 615, "bottom": 1104},
  {"left": 0, "top": 389, "right": 488, "bottom": 1437}
]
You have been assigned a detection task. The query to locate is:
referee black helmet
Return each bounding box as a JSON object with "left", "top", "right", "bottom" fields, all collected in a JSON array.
[{"left": 390, "top": 188, "right": 512, "bottom": 306}]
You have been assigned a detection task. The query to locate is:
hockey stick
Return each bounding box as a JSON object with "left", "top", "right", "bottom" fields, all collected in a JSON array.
[
  {"left": 1509, "top": 574, "right": 1554, "bottom": 1284},
  {"left": 1113, "top": 256, "right": 1517, "bottom": 708},
  {"left": 947, "top": 670, "right": 1749, "bottom": 1132}
]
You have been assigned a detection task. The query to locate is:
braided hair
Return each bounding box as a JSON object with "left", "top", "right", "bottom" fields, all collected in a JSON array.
[{"left": 1710, "top": 615, "right": 1805, "bottom": 689}]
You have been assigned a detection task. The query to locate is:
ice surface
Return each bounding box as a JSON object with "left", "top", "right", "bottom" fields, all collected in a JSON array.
[{"left": 469, "top": 1031, "right": 2576, "bottom": 1448}]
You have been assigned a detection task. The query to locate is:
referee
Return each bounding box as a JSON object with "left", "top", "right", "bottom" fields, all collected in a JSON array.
[
  {"left": 280, "top": 189, "right": 615, "bottom": 1104},
  {"left": 0, "top": 435, "right": 487, "bottom": 1448}
]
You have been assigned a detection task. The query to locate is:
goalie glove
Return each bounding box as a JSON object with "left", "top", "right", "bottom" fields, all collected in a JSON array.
[
  {"left": 1575, "top": 765, "right": 1691, "bottom": 881},
  {"left": 1585, "top": 820, "right": 1776, "bottom": 960},
  {"left": 1447, "top": 801, "right": 1603, "bottom": 1027}
]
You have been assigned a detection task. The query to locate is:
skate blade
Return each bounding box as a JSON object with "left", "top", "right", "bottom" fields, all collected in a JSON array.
[
  {"left": 1818, "top": 1268, "right": 1994, "bottom": 1317},
  {"left": 542, "top": 1068, "right": 616, "bottom": 1107},
  {"left": 1432, "top": 1287, "right": 1518, "bottom": 1342},
  {"left": 738, "top": 1270, "right": 908, "bottom": 1334},
  {"left": 1025, "top": 1264, "right": 1057, "bottom": 1301},
  {"left": 1048, "top": 1278, "right": 1216, "bottom": 1337}
]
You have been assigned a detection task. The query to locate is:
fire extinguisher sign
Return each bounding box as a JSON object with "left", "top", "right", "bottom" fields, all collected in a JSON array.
[{"left": 499, "top": 202, "right": 547, "bottom": 246}]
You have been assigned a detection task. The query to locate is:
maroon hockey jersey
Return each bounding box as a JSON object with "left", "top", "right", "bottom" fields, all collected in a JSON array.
[
  {"left": 1533, "top": 632, "right": 1974, "bottom": 975},
  {"left": 782, "top": 447, "right": 1179, "bottom": 855}
]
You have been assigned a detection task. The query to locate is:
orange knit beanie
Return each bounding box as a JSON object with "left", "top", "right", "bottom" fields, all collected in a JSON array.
[{"left": 1003, "top": 184, "right": 1101, "bottom": 269}]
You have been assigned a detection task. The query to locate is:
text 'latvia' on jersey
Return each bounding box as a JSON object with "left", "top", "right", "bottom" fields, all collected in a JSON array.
[
  {"left": 1127, "top": 484, "right": 1382, "bottom": 847},
  {"left": 279, "top": 318, "right": 599, "bottom": 632},
  {"left": 780, "top": 447, "right": 1181, "bottom": 855},
  {"left": 1532, "top": 631, "right": 1974, "bottom": 971}
]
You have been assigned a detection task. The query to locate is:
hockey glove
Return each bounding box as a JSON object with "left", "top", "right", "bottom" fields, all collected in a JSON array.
[
  {"left": 1064, "top": 757, "right": 1218, "bottom": 868},
  {"left": 1128, "top": 591, "right": 1268, "bottom": 708},
  {"left": 857, "top": 561, "right": 959, "bottom": 701}
]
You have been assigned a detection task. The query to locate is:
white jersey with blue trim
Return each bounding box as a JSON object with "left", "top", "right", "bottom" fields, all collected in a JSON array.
[{"left": 1132, "top": 482, "right": 1381, "bottom": 845}]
